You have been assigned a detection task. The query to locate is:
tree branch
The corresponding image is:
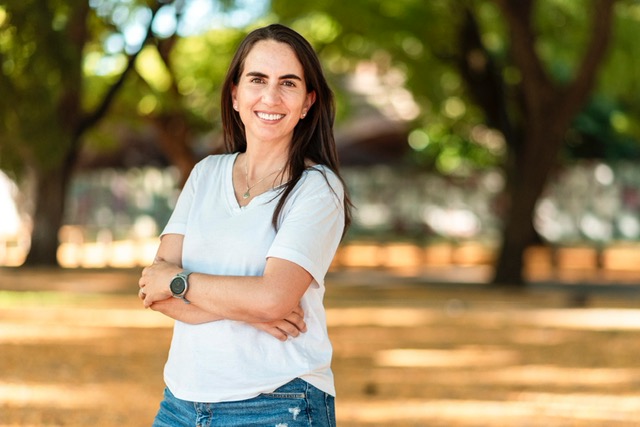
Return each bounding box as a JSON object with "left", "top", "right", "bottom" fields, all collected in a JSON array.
[
  {"left": 74, "top": 3, "right": 163, "bottom": 142},
  {"left": 494, "top": 0, "right": 554, "bottom": 112},
  {"left": 559, "top": 0, "right": 617, "bottom": 124},
  {"left": 457, "top": 7, "right": 517, "bottom": 146},
  {"left": 58, "top": 2, "right": 89, "bottom": 141}
]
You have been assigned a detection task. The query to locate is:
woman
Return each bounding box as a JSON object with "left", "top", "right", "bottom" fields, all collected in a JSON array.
[{"left": 138, "top": 23, "right": 351, "bottom": 426}]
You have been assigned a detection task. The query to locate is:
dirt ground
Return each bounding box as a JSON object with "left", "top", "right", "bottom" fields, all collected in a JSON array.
[{"left": 1, "top": 268, "right": 640, "bottom": 426}]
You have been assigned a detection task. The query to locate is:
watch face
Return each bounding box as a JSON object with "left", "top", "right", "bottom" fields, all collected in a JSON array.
[{"left": 170, "top": 277, "right": 186, "bottom": 295}]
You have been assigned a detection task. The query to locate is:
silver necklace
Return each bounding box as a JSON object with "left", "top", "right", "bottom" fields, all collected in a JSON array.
[{"left": 243, "top": 157, "right": 283, "bottom": 199}]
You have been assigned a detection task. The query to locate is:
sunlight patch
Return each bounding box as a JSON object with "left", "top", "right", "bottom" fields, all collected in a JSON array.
[
  {"left": 326, "top": 307, "right": 438, "bottom": 327},
  {"left": 374, "top": 346, "right": 519, "bottom": 368},
  {"left": 0, "top": 382, "right": 108, "bottom": 409},
  {"left": 520, "top": 308, "right": 640, "bottom": 331},
  {"left": 337, "top": 395, "right": 640, "bottom": 424},
  {"left": 0, "top": 324, "right": 114, "bottom": 343},
  {"left": 1, "top": 307, "right": 174, "bottom": 329}
]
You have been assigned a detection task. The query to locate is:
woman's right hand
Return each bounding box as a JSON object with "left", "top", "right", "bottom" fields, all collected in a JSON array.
[{"left": 250, "top": 304, "right": 307, "bottom": 341}]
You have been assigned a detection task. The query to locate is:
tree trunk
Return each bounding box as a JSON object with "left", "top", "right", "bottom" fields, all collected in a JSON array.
[
  {"left": 24, "top": 164, "right": 72, "bottom": 266},
  {"left": 493, "top": 134, "right": 558, "bottom": 286},
  {"left": 489, "top": 0, "right": 616, "bottom": 287},
  {"left": 18, "top": 4, "right": 163, "bottom": 267}
]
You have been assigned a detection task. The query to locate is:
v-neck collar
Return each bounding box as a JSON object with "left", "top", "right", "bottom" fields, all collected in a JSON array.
[
  {"left": 226, "top": 152, "right": 281, "bottom": 212},
  {"left": 224, "top": 153, "right": 323, "bottom": 213}
]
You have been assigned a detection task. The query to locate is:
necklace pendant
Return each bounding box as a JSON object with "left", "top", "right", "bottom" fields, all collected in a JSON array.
[{"left": 243, "top": 190, "right": 250, "bottom": 199}]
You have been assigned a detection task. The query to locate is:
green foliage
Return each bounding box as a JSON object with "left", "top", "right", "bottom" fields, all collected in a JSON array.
[
  {"left": 524, "top": 1, "right": 640, "bottom": 161},
  {"left": 171, "top": 28, "right": 246, "bottom": 127},
  {"left": 271, "top": 0, "right": 498, "bottom": 174},
  {"left": 1, "top": 0, "right": 638, "bottom": 181},
  {"left": 533, "top": 0, "right": 593, "bottom": 83},
  {"left": 567, "top": 96, "right": 640, "bottom": 161},
  {"left": 0, "top": 0, "right": 166, "bottom": 179},
  {"left": 596, "top": 1, "right": 640, "bottom": 141},
  {"left": 0, "top": 1, "right": 77, "bottom": 176},
  {"left": 271, "top": 0, "right": 640, "bottom": 174}
]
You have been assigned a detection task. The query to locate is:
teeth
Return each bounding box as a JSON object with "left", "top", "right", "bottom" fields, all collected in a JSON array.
[{"left": 257, "top": 112, "right": 285, "bottom": 121}]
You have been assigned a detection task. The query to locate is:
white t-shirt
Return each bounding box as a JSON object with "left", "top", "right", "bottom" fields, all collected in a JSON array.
[{"left": 160, "top": 153, "right": 345, "bottom": 403}]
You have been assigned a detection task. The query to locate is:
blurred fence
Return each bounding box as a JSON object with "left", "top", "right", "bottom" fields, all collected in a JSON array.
[
  {"left": 1, "top": 160, "right": 640, "bottom": 271},
  {"left": 346, "top": 161, "right": 640, "bottom": 245}
]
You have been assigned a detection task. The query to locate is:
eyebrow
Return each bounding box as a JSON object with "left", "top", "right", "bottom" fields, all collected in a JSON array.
[{"left": 245, "top": 71, "right": 303, "bottom": 81}]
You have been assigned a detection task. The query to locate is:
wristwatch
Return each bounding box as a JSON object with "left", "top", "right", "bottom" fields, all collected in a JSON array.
[{"left": 170, "top": 270, "right": 191, "bottom": 304}]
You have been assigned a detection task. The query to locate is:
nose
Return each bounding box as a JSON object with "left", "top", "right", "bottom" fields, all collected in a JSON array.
[{"left": 261, "top": 83, "right": 281, "bottom": 106}]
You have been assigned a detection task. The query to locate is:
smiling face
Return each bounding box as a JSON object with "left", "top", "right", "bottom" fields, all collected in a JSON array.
[{"left": 232, "top": 40, "right": 316, "bottom": 149}]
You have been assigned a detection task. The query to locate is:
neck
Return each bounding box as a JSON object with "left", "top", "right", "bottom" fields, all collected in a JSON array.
[
  {"left": 243, "top": 144, "right": 289, "bottom": 179},
  {"left": 240, "top": 150, "right": 287, "bottom": 201}
]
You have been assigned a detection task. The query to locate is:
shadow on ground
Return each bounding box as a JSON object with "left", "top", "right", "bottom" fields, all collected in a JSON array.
[{"left": 1, "top": 267, "right": 640, "bottom": 426}]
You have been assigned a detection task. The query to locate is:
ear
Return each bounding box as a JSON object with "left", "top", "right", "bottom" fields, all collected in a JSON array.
[
  {"left": 231, "top": 85, "right": 239, "bottom": 111},
  {"left": 304, "top": 90, "right": 316, "bottom": 112}
]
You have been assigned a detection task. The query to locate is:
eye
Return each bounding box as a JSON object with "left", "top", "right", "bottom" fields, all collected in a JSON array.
[
  {"left": 282, "top": 80, "right": 297, "bottom": 88},
  {"left": 249, "top": 77, "right": 265, "bottom": 84}
]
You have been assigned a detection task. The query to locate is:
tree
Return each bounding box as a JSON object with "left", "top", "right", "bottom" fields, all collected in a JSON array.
[
  {"left": 272, "top": 0, "right": 624, "bottom": 286},
  {"left": 485, "top": 0, "right": 616, "bottom": 285},
  {"left": 0, "top": 0, "right": 269, "bottom": 267},
  {"left": 0, "top": 0, "right": 631, "bottom": 278},
  {"left": 0, "top": 0, "right": 161, "bottom": 265}
]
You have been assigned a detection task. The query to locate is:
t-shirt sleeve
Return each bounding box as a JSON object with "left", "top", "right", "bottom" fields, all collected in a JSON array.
[
  {"left": 161, "top": 161, "right": 201, "bottom": 237},
  {"left": 266, "top": 170, "right": 346, "bottom": 288}
]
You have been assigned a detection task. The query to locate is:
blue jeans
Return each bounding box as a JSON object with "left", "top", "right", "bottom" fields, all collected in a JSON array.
[{"left": 152, "top": 378, "right": 336, "bottom": 426}]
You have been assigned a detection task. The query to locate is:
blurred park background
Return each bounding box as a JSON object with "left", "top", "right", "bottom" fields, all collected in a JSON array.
[
  {"left": 2, "top": 0, "right": 640, "bottom": 425},
  {"left": 2, "top": 0, "right": 640, "bottom": 286}
]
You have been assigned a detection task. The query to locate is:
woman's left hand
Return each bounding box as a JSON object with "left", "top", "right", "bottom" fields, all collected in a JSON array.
[
  {"left": 138, "top": 258, "right": 180, "bottom": 308},
  {"left": 249, "top": 303, "right": 307, "bottom": 341}
]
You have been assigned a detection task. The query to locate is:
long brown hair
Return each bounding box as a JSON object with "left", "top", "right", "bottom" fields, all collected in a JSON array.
[{"left": 220, "top": 24, "right": 351, "bottom": 236}]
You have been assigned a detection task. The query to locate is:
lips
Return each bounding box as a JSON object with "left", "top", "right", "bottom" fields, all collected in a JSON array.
[{"left": 256, "top": 112, "right": 285, "bottom": 121}]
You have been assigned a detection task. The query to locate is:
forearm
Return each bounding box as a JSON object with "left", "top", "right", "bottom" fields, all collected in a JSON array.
[
  {"left": 141, "top": 258, "right": 312, "bottom": 324},
  {"left": 150, "top": 295, "right": 307, "bottom": 341},
  {"left": 185, "top": 274, "right": 292, "bottom": 323},
  {"left": 188, "top": 257, "right": 313, "bottom": 322},
  {"left": 149, "top": 298, "right": 224, "bottom": 325}
]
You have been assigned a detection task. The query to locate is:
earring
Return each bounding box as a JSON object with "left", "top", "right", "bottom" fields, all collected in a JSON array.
[
  {"left": 301, "top": 110, "right": 307, "bottom": 119},
  {"left": 233, "top": 103, "right": 239, "bottom": 111}
]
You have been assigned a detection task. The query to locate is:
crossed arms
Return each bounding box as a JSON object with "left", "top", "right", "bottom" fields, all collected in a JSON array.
[{"left": 138, "top": 233, "right": 312, "bottom": 341}]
